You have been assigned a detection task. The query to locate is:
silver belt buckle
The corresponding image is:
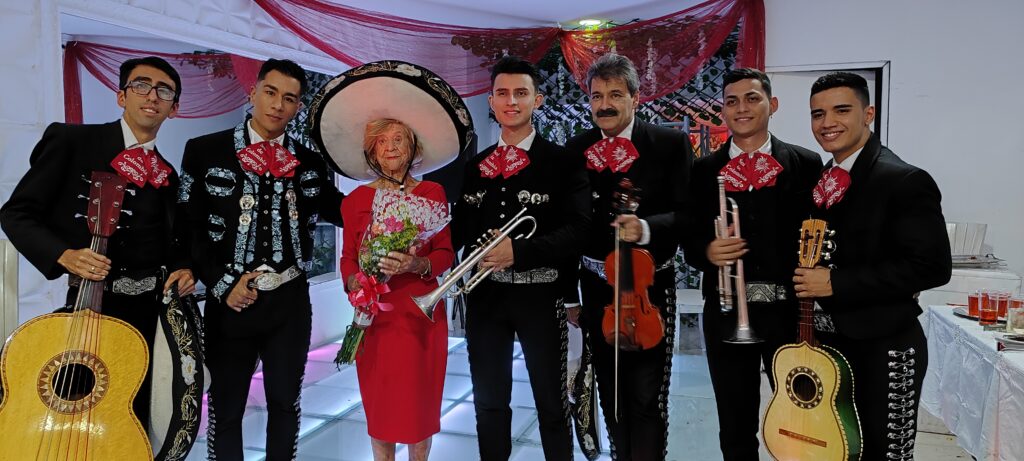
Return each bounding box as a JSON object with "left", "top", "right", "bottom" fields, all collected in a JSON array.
[{"left": 254, "top": 272, "right": 283, "bottom": 291}]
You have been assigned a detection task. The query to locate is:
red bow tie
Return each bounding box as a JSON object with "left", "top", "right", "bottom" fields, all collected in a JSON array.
[
  {"left": 110, "top": 147, "right": 172, "bottom": 188},
  {"left": 237, "top": 141, "right": 300, "bottom": 177},
  {"left": 584, "top": 137, "right": 640, "bottom": 173},
  {"left": 813, "top": 166, "right": 852, "bottom": 209},
  {"left": 478, "top": 145, "right": 530, "bottom": 179},
  {"left": 720, "top": 152, "right": 784, "bottom": 192}
]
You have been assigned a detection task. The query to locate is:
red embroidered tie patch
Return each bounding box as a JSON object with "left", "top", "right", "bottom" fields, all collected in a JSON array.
[
  {"left": 478, "top": 145, "right": 530, "bottom": 179},
  {"left": 110, "top": 147, "right": 171, "bottom": 188},
  {"left": 237, "top": 141, "right": 300, "bottom": 177},
  {"left": 584, "top": 137, "right": 640, "bottom": 173},
  {"left": 719, "top": 152, "right": 783, "bottom": 192},
  {"left": 812, "top": 166, "right": 852, "bottom": 209}
]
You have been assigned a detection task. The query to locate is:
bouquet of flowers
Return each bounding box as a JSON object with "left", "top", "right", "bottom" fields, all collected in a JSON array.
[{"left": 335, "top": 189, "right": 451, "bottom": 366}]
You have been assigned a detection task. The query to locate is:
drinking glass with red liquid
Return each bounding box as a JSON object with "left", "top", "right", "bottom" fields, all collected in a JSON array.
[{"left": 968, "top": 291, "right": 981, "bottom": 317}]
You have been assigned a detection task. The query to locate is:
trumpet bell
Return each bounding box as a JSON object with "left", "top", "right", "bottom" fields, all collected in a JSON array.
[
  {"left": 724, "top": 325, "right": 764, "bottom": 344},
  {"left": 412, "top": 294, "right": 438, "bottom": 322}
]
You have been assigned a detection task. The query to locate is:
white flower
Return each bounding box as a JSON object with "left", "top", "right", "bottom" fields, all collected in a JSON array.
[
  {"left": 181, "top": 355, "right": 197, "bottom": 386},
  {"left": 395, "top": 64, "right": 422, "bottom": 77}
]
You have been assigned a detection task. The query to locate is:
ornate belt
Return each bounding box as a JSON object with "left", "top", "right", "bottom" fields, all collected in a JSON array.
[
  {"left": 745, "top": 282, "right": 789, "bottom": 303},
  {"left": 581, "top": 255, "right": 674, "bottom": 281},
  {"left": 69, "top": 267, "right": 164, "bottom": 296},
  {"left": 488, "top": 267, "right": 558, "bottom": 284},
  {"left": 248, "top": 265, "right": 304, "bottom": 291}
]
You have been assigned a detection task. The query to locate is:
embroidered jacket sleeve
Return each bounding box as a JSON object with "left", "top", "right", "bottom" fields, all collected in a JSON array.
[
  {"left": 305, "top": 150, "right": 344, "bottom": 227},
  {"left": 643, "top": 128, "right": 692, "bottom": 250},
  {"left": 828, "top": 169, "right": 953, "bottom": 308},
  {"left": 0, "top": 123, "right": 76, "bottom": 279},
  {"left": 178, "top": 137, "right": 240, "bottom": 303},
  {"left": 510, "top": 149, "right": 591, "bottom": 270},
  {"left": 678, "top": 155, "right": 720, "bottom": 274}
]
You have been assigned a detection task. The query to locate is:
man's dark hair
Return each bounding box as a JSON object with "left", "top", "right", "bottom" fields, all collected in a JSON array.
[
  {"left": 119, "top": 56, "right": 182, "bottom": 103},
  {"left": 586, "top": 53, "right": 640, "bottom": 96},
  {"left": 810, "top": 72, "right": 870, "bottom": 106},
  {"left": 723, "top": 68, "right": 772, "bottom": 97},
  {"left": 257, "top": 58, "right": 308, "bottom": 95},
  {"left": 489, "top": 56, "right": 541, "bottom": 93}
]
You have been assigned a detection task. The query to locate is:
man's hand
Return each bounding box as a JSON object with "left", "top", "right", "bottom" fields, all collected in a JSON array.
[
  {"left": 58, "top": 248, "right": 111, "bottom": 281},
  {"left": 706, "top": 233, "right": 748, "bottom": 267},
  {"left": 225, "top": 272, "right": 262, "bottom": 312},
  {"left": 566, "top": 305, "right": 582, "bottom": 328},
  {"left": 612, "top": 215, "right": 643, "bottom": 243},
  {"left": 164, "top": 269, "right": 196, "bottom": 296},
  {"left": 479, "top": 234, "right": 514, "bottom": 271},
  {"left": 794, "top": 267, "right": 832, "bottom": 298},
  {"left": 378, "top": 251, "right": 426, "bottom": 277}
]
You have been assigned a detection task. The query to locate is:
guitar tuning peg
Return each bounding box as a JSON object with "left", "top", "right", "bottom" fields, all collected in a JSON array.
[
  {"left": 117, "top": 225, "right": 131, "bottom": 230},
  {"left": 80, "top": 176, "right": 92, "bottom": 184},
  {"left": 121, "top": 209, "right": 133, "bottom": 216},
  {"left": 124, "top": 189, "right": 137, "bottom": 196},
  {"left": 74, "top": 213, "right": 86, "bottom": 219},
  {"left": 823, "top": 253, "right": 832, "bottom": 261},
  {"left": 828, "top": 230, "right": 836, "bottom": 236},
  {"left": 77, "top": 194, "right": 88, "bottom": 200}
]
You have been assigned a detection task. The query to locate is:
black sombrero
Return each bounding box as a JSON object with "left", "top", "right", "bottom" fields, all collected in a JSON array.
[{"left": 309, "top": 60, "right": 474, "bottom": 181}]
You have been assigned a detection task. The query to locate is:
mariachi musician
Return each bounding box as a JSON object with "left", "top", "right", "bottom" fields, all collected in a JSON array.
[
  {"left": 680, "top": 68, "right": 822, "bottom": 460},
  {"left": 0, "top": 56, "right": 202, "bottom": 459},
  {"left": 564, "top": 53, "right": 693, "bottom": 461},
  {"left": 452, "top": 56, "right": 591, "bottom": 461}
]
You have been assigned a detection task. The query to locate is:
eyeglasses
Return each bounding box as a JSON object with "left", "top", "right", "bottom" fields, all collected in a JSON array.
[{"left": 124, "top": 80, "right": 176, "bottom": 102}]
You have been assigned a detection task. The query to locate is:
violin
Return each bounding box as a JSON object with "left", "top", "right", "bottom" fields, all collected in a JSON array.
[{"left": 601, "top": 179, "right": 665, "bottom": 352}]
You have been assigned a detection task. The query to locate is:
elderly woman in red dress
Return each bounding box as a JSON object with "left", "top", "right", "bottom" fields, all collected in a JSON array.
[
  {"left": 310, "top": 60, "right": 473, "bottom": 461},
  {"left": 341, "top": 118, "right": 452, "bottom": 461}
]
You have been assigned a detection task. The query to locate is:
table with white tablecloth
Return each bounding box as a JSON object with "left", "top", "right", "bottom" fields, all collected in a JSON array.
[{"left": 921, "top": 305, "right": 1024, "bottom": 460}]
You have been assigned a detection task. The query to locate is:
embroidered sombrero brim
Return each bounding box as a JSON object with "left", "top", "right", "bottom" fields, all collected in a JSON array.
[{"left": 309, "top": 61, "right": 474, "bottom": 181}]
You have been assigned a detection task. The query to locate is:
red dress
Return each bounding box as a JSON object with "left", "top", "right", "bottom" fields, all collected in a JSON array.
[{"left": 339, "top": 181, "right": 453, "bottom": 443}]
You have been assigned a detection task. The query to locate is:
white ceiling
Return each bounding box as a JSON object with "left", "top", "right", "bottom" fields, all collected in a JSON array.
[{"left": 61, "top": 0, "right": 705, "bottom": 42}]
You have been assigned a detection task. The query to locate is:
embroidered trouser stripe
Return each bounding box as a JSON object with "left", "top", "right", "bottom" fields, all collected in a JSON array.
[
  {"left": 580, "top": 270, "right": 676, "bottom": 461},
  {"left": 818, "top": 320, "right": 928, "bottom": 461}
]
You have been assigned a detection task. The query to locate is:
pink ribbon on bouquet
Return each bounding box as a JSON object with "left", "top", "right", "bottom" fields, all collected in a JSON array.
[{"left": 347, "top": 272, "right": 394, "bottom": 315}]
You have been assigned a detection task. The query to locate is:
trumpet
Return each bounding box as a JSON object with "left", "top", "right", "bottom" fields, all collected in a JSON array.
[
  {"left": 412, "top": 207, "right": 537, "bottom": 321},
  {"left": 715, "top": 176, "right": 762, "bottom": 344}
]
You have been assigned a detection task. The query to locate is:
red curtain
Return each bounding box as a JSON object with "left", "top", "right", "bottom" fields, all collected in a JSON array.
[
  {"left": 63, "top": 41, "right": 249, "bottom": 122},
  {"left": 254, "top": 0, "right": 765, "bottom": 101},
  {"left": 229, "top": 54, "right": 264, "bottom": 93},
  {"left": 560, "top": 0, "right": 764, "bottom": 102},
  {"left": 252, "top": 0, "right": 560, "bottom": 97}
]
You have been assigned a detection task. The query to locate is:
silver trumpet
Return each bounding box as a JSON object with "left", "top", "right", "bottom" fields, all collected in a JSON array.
[
  {"left": 715, "top": 176, "right": 762, "bottom": 344},
  {"left": 412, "top": 207, "right": 537, "bottom": 321}
]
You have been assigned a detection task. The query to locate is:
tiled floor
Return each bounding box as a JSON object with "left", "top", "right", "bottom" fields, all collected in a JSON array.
[{"left": 185, "top": 336, "right": 971, "bottom": 460}]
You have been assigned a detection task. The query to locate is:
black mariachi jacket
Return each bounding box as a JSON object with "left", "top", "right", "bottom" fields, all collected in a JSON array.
[
  {"left": 681, "top": 135, "right": 822, "bottom": 305},
  {"left": 1, "top": 121, "right": 188, "bottom": 279},
  {"left": 812, "top": 134, "right": 952, "bottom": 339},
  {"left": 452, "top": 133, "right": 591, "bottom": 281},
  {"left": 565, "top": 119, "right": 693, "bottom": 273},
  {"left": 178, "top": 120, "right": 343, "bottom": 303}
]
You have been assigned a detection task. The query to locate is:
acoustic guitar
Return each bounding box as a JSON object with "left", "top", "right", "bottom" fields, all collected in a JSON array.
[
  {"left": 0, "top": 172, "right": 152, "bottom": 460},
  {"left": 762, "top": 218, "right": 861, "bottom": 460}
]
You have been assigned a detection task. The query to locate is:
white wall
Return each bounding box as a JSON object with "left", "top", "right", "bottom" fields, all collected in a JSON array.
[{"left": 765, "top": 0, "right": 1024, "bottom": 275}]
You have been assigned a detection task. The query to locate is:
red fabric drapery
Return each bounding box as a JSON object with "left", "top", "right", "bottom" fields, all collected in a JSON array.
[
  {"left": 63, "top": 41, "right": 249, "bottom": 123},
  {"left": 254, "top": 0, "right": 765, "bottom": 102},
  {"left": 560, "top": 0, "right": 763, "bottom": 102},
  {"left": 229, "top": 54, "right": 264, "bottom": 93},
  {"left": 252, "top": 0, "right": 561, "bottom": 97}
]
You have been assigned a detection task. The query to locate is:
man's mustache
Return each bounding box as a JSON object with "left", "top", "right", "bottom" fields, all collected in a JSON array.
[{"left": 596, "top": 109, "right": 619, "bottom": 118}]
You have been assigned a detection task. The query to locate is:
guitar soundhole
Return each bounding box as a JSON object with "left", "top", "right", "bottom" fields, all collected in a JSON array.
[
  {"left": 785, "top": 367, "right": 824, "bottom": 409},
  {"left": 37, "top": 351, "right": 110, "bottom": 414},
  {"left": 51, "top": 363, "right": 96, "bottom": 401}
]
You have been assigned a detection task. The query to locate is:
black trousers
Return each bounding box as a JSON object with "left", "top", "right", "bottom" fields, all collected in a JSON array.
[
  {"left": 702, "top": 298, "right": 797, "bottom": 461},
  {"left": 204, "top": 278, "right": 312, "bottom": 461},
  {"left": 579, "top": 269, "right": 676, "bottom": 461},
  {"left": 466, "top": 279, "right": 572, "bottom": 461},
  {"left": 65, "top": 286, "right": 160, "bottom": 433},
  {"left": 818, "top": 319, "right": 928, "bottom": 461}
]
